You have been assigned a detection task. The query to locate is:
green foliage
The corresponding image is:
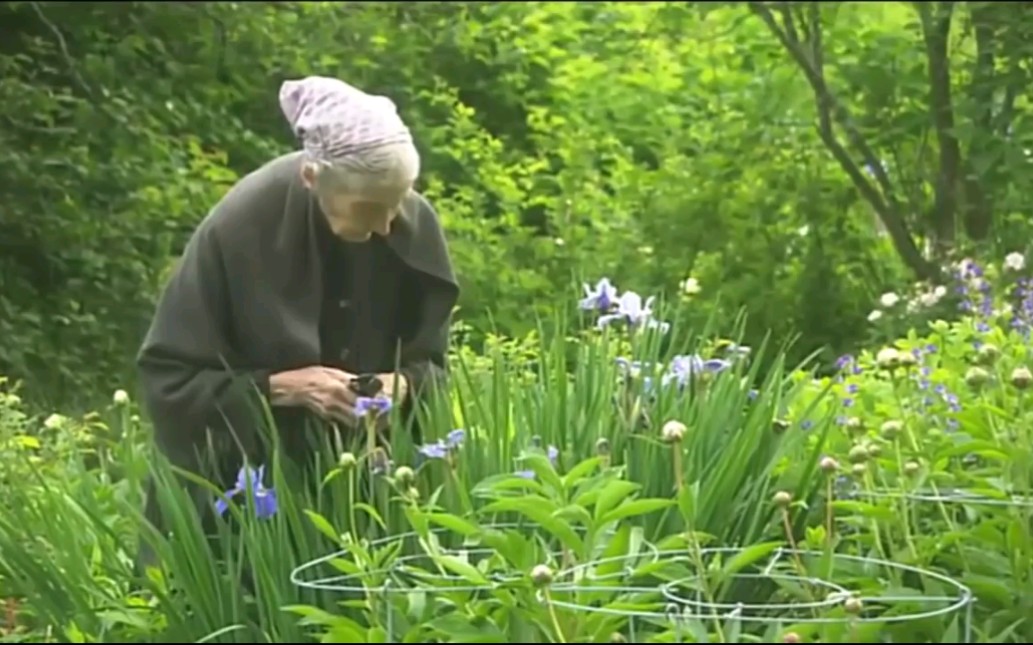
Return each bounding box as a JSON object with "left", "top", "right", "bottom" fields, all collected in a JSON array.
[
  {"left": 6, "top": 2, "right": 1033, "bottom": 410},
  {"left": 2, "top": 273, "right": 1032, "bottom": 642},
  {"left": 5, "top": 4, "right": 1033, "bottom": 637}
]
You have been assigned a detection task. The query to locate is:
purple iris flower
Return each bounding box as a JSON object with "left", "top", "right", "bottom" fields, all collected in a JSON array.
[
  {"left": 417, "top": 428, "right": 466, "bottom": 461},
  {"left": 597, "top": 291, "right": 670, "bottom": 333},
  {"left": 214, "top": 464, "right": 278, "bottom": 519},
  {"left": 355, "top": 395, "right": 392, "bottom": 418},
  {"left": 579, "top": 278, "right": 619, "bottom": 312},
  {"left": 662, "top": 354, "right": 731, "bottom": 387}
]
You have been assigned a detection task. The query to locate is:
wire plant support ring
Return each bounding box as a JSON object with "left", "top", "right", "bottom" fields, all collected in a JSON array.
[
  {"left": 291, "top": 527, "right": 975, "bottom": 643},
  {"left": 856, "top": 487, "right": 1033, "bottom": 509},
  {"left": 289, "top": 522, "right": 632, "bottom": 641},
  {"left": 543, "top": 546, "right": 975, "bottom": 643},
  {"left": 290, "top": 522, "right": 633, "bottom": 595}
]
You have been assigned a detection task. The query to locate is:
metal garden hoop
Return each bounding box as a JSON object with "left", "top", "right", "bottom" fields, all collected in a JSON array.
[
  {"left": 857, "top": 487, "right": 1033, "bottom": 509},
  {"left": 542, "top": 546, "right": 975, "bottom": 643},
  {"left": 290, "top": 521, "right": 635, "bottom": 596}
]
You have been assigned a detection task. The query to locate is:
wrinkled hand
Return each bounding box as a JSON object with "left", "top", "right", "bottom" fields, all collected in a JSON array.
[{"left": 269, "top": 366, "right": 358, "bottom": 424}]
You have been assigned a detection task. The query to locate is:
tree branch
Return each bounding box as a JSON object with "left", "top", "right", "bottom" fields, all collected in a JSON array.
[
  {"left": 915, "top": 2, "right": 960, "bottom": 249},
  {"left": 28, "top": 1, "right": 96, "bottom": 101},
  {"left": 747, "top": 1, "right": 938, "bottom": 280}
]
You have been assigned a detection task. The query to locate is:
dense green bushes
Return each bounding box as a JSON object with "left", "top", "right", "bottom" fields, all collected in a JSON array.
[{"left": 6, "top": 2, "right": 1033, "bottom": 411}]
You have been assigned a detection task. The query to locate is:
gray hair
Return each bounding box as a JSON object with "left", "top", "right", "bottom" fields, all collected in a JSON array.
[{"left": 306, "top": 141, "right": 420, "bottom": 199}]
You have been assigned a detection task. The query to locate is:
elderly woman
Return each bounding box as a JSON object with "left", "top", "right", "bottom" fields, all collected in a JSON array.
[{"left": 134, "top": 76, "right": 458, "bottom": 552}]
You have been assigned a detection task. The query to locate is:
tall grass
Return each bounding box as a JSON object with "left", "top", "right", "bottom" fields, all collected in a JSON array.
[{"left": 0, "top": 299, "right": 835, "bottom": 643}]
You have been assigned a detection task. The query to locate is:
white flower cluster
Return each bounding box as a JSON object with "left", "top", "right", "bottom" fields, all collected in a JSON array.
[
  {"left": 867, "top": 284, "right": 947, "bottom": 323},
  {"left": 867, "top": 251, "right": 1027, "bottom": 324}
]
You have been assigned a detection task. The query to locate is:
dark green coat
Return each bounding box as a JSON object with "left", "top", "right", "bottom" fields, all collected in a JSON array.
[{"left": 135, "top": 151, "right": 459, "bottom": 478}]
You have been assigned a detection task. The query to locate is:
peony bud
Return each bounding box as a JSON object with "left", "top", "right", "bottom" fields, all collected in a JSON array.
[
  {"left": 876, "top": 347, "right": 901, "bottom": 370},
  {"left": 662, "top": 420, "right": 687, "bottom": 444},
  {"left": 1010, "top": 366, "right": 1033, "bottom": 390},
  {"left": 339, "top": 452, "right": 357, "bottom": 470},
  {"left": 394, "top": 466, "right": 415, "bottom": 487},
  {"left": 965, "top": 367, "right": 990, "bottom": 388},
  {"left": 845, "top": 417, "right": 865, "bottom": 435},
  {"left": 531, "top": 564, "right": 553, "bottom": 587},
  {"left": 976, "top": 344, "right": 1000, "bottom": 366},
  {"left": 880, "top": 420, "right": 902, "bottom": 439},
  {"left": 848, "top": 445, "right": 869, "bottom": 463}
]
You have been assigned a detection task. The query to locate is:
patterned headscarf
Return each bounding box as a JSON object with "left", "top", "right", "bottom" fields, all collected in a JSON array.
[{"left": 278, "top": 76, "right": 413, "bottom": 163}]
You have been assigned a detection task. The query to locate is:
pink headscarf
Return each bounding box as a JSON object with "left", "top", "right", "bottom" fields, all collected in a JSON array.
[{"left": 278, "top": 76, "right": 413, "bottom": 163}]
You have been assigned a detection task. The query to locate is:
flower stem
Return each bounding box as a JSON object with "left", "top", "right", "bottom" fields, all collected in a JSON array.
[
  {"left": 672, "top": 446, "right": 684, "bottom": 495},
  {"left": 824, "top": 477, "right": 834, "bottom": 545},
  {"left": 543, "top": 589, "right": 566, "bottom": 644},
  {"left": 348, "top": 470, "right": 358, "bottom": 542},
  {"left": 780, "top": 508, "right": 806, "bottom": 577}
]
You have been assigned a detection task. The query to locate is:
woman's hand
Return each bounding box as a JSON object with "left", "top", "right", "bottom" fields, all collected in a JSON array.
[{"left": 269, "top": 366, "right": 359, "bottom": 423}]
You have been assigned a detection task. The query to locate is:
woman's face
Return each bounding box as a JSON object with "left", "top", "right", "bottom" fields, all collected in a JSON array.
[
  {"left": 302, "top": 163, "right": 411, "bottom": 242},
  {"left": 319, "top": 189, "right": 407, "bottom": 242}
]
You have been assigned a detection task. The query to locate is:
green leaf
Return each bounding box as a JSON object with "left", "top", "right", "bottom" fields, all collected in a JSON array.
[
  {"left": 353, "top": 503, "right": 387, "bottom": 529},
  {"left": 518, "top": 452, "right": 565, "bottom": 492},
  {"left": 562, "top": 456, "right": 604, "bottom": 488},
  {"left": 472, "top": 474, "right": 549, "bottom": 497},
  {"left": 718, "top": 541, "right": 782, "bottom": 580},
  {"left": 425, "top": 512, "right": 483, "bottom": 537},
  {"left": 304, "top": 510, "right": 342, "bottom": 545},
  {"left": 599, "top": 498, "right": 675, "bottom": 526},
  {"left": 829, "top": 500, "right": 896, "bottom": 522},
  {"left": 320, "top": 624, "right": 367, "bottom": 643},
  {"left": 477, "top": 498, "right": 584, "bottom": 554},
  {"left": 593, "top": 479, "right": 641, "bottom": 521},
  {"left": 555, "top": 503, "right": 594, "bottom": 527},
  {"left": 425, "top": 613, "right": 509, "bottom": 642},
  {"left": 430, "top": 553, "right": 490, "bottom": 586}
]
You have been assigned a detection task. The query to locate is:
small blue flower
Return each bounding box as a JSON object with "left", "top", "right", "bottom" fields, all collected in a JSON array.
[
  {"left": 597, "top": 292, "right": 664, "bottom": 330},
  {"left": 418, "top": 442, "right": 449, "bottom": 460},
  {"left": 214, "top": 464, "right": 278, "bottom": 519},
  {"left": 355, "top": 396, "right": 392, "bottom": 418},
  {"left": 662, "top": 354, "right": 731, "bottom": 388},
  {"left": 579, "top": 278, "right": 619, "bottom": 312},
  {"left": 416, "top": 428, "right": 466, "bottom": 462}
]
